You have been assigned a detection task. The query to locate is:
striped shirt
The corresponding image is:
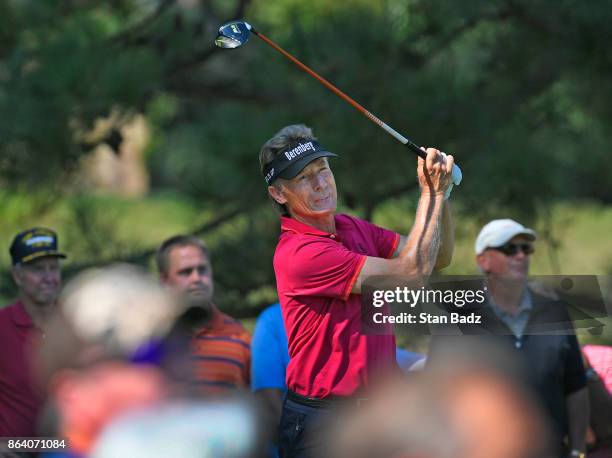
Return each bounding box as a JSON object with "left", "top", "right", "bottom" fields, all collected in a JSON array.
[{"left": 191, "top": 305, "right": 251, "bottom": 393}]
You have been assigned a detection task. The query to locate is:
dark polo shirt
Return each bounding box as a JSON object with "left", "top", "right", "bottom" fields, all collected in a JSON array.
[{"left": 0, "top": 301, "right": 45, "bottom": 437}]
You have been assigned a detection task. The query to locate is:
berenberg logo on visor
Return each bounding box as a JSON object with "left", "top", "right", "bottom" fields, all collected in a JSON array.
[
  {"left": 263, "top": 140, "right": 335, "bottom": 185},
  {"left": 284, "top": 141, "right": 315, "bottom": 160}
]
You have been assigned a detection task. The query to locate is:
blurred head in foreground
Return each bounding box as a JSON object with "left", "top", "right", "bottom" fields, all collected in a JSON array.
[
  {"left": 38, "top": 264, "right": 179, "bottom": 379},
  {"left": 326, "top": 370, "right": 551, "bottom": 458},
  {"left": 90, "top": 400, "right": 263, "bottom": 458},
  {"left": 36, "top": 264, "right": 180, "bottom": 454},
  {"left": 328, "top": 339, "right": 553, "bottom": 458}
]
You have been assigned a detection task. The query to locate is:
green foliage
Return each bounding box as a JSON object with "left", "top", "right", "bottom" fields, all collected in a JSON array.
[
  {"left": 1, "top": 0, "right": 611, "bottom": 322},
  {"left": 3, "top": 0, "right": 611, "bottom": 203},
  {"left": 1, "top": 194, "right": 610, "bottom": 316}
]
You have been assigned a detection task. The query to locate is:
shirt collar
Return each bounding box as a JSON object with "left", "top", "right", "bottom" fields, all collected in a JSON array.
[
  {"left": 280, "top": 216, "right": 337, "bottom": 238},
  {"left": 194, "top": 304, "right": 222, "bottom": 334},
  {"left": 488, "top": 288, "right": 532, "bottom": 318},
  {"left": 11, "top": 300, "right": 35, "bottom": 327}
]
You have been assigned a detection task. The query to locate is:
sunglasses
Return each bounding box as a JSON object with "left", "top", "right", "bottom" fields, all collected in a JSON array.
[{"left": 490, "top": 242, "right": 535, "bottom": 256}]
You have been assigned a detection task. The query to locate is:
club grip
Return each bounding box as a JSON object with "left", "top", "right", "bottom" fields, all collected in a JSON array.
[
  {"left": 403, "top": 138, "right": 427, "bottom": 159},
  {"left": 403, "top": 141, "right": 463, "bottom": 186}
]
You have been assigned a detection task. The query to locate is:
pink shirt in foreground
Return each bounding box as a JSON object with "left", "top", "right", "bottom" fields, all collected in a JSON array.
[
  {"left": 274, "top": 214, "right": 400, "bottom": 398},
  {"left": 583, "top": 344, "right": 612, "bottom": 394}
]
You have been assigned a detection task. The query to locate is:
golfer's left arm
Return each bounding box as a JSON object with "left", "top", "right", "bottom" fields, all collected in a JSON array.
[
  {"left": 393, "top": 201, "right": 454, "bottom": 270},
  {"left": 566, "top": 386, "right": 589, "bottom": 456}
]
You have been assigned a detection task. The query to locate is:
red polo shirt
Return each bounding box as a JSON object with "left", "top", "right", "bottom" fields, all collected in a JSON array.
[
  {"left": 274, "top": 214, "right": 400, "bottom": 398},
  {"left": 0, "top": 301, "right": 45, "bottom": 437}
]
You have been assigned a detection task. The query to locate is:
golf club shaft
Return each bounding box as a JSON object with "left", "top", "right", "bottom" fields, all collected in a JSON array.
[{"left": 253, "top": 30, "right": 427, "bottom": 160}]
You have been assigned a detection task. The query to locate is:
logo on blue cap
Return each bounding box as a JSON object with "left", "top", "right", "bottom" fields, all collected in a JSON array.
[{"left": 9, "top": 227, "right": 67, "bottom": 265}]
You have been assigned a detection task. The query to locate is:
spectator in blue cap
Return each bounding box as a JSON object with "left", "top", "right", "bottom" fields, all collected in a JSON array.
[{"left": 0, "top": 227, "right": 66, "bottom": 437}]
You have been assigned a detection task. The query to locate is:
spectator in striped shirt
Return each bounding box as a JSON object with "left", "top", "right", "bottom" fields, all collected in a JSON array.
[{"left": 157, "top": 235, "right": 251, "bottom": 394}]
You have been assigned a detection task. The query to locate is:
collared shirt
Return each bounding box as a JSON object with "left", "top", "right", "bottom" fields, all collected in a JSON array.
[
  {"left": 274, "top": 214, "right": 400, "bottom": 398},
  {"left": 191, "top": 305, "right": 251, "bottom": 393},
  {"left": 0, "top": 301, "right": 45, "bottom": 437},
  {"left": 488, "top": 288, "right": 532, "bottom": 338}
]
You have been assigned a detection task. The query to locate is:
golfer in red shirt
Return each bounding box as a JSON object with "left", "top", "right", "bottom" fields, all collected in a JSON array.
[{"left": 259, "top": 124, "right": 455, "bottom": 458}]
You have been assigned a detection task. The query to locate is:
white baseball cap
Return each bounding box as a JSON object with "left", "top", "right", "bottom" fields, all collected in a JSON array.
[{"left": 475, "top": 219, "right": 536, "bottom": 255}]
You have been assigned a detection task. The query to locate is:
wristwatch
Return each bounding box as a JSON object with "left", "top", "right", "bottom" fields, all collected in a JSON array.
[{"left": 569, "top": 450, "right": 585, "bottom": 458}]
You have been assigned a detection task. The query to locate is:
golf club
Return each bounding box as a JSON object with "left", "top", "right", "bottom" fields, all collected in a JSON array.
[{"left": 215, "top": 20, "right": 462, "bottom": 186}]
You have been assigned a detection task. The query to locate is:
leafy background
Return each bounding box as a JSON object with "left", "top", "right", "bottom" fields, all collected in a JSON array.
[{"left": 0, "top": 0, "right": 610, "bottom": 343}]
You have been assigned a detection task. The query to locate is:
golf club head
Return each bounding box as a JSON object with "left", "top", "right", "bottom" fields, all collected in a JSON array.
[{"left": 215, "top": 21, "right": 253, "bottom": 49}]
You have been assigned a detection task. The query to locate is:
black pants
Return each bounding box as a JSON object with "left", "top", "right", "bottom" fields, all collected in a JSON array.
[{"left": 278, "top": 396, "right": 332, "bottom": 458}]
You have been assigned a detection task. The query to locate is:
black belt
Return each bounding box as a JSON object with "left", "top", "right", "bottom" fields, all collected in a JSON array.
[{"left": 286, "top": 389, "right": 368, "bottom": 409}]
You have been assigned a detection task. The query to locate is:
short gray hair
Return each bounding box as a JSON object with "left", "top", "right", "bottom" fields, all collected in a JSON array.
[
  {"left": 258, "top": 124, "right": 317, "bottom": 215},
  {"left": 156, "top": 235, "right": 209, "bottom": 275}
]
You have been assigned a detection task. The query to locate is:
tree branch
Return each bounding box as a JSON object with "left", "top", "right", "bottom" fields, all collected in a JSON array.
[
  {"left": 167, "top": 80, "right": 282, "bottom": 106},
  {"left": 110, "top": 0, "right": 176, "bottom": 46},
  {"left": 163, "top": 0, "right": 253, "bottom": 77},
  {"left": 65, "top": 203, "right": 254, "bottom": 270}
]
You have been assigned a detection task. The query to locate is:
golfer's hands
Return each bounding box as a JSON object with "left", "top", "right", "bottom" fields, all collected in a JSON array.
[{"left": 417, "top": 147, "right": 454, "bottom": 197}]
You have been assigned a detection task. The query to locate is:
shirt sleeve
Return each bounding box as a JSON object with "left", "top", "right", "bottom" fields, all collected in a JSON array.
[
  {"left": 352, "top": 216, "right": 400, "bottom": 259},
  {"left": 285, "top": 238, "right": 366, "bottom": 301},
  {"left": 251, "top": 308, "right": 289, "bottom": 391},
  {"left": 374, "top": 225, "right": 400, "bottom": 259}
]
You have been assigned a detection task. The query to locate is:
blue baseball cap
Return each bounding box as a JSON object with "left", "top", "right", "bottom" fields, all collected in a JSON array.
[{"left": 9, "top": 227, "right": 67, "bottom": 265}]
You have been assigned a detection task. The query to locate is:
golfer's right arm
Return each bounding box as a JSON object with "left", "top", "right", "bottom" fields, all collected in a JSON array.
[{"left": 351, "top": 148, "right": 453, "bottom": 294}]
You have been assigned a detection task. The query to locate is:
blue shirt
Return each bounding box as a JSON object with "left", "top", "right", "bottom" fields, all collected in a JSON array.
[
  {"left": 251, "top": 304, "right": 425, "bottom": 392},
  {"left": 396, "top": 348, "right": 426, "bottom": 371},
  {"left": 251, "top": 303, "right": 290, "bottom": 391}
]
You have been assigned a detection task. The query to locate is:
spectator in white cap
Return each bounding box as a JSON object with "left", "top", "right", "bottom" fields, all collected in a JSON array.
[
  {"left": 473, "top": 218, "right": 589, "bottom": 457},
  {"left": 475, "top": 218, "right": 536, "bottom": 281}
]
